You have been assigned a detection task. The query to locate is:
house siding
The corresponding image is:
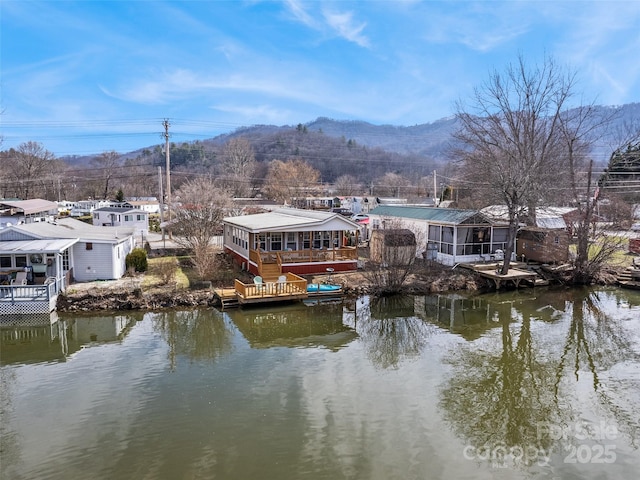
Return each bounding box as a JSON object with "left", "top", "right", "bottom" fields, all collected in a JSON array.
[
  {"left": 516, "top": 228, "right": 569, "bottom": 264},
  {"left": 71, "top": 238, "right": 133, "bottom": 282}
]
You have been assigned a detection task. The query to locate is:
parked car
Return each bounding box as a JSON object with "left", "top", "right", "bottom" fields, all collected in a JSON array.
[
  {"left": 351, "top": 214, "right": 369, "bottom": 223},
  {"left": 331, "top": 208, "right": 353, "bottom": 217}
]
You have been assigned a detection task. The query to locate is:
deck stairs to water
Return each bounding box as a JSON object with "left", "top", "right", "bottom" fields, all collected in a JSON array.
[{"left": 214, "top": 288, "right": 240, "bottom": 309}]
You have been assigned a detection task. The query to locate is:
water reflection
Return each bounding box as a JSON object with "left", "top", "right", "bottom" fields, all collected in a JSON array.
[
  {"left": 437, "top": 287, "right": 640, "bottom": 470},
  {"left": 349, "top": 296, "right": 436, "bottom": 369},
  {"left": 555, "top": 288, "right": 640, "bottom": 447},
  {"left": 226, "top": 301, "right": 357, "bottom": 351},
  {"left": 1, "top": 288, "right": 639, "bottom": 479},
  {"left": 0, "top": 312, "right": 141, "bottom": 365},
  {"left": 151, "top": 309, "right": 233, "bottom": 369}
]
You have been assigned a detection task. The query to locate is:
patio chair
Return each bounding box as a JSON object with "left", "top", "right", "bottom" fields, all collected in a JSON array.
[
  {"left": 11, "top": 271, "right": 28, "bottom": 285},
  {"left": 277, "top": 275, "right": 287, "bottom": 294},
  {"left": 253, "top": 276, "right": 264, "bottom": 294}
]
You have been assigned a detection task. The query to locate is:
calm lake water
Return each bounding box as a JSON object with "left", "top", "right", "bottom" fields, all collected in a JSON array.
[{"left": 1, "top": 286, "right": 639, "bottom": 480}]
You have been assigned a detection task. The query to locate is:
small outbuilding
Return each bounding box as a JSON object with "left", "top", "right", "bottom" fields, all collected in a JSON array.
[
  {"left": 369, "top": 229, "right": 417, "bottom": 266},
  {"left": 516, "top": 227, "right": 570, "bottom": 264}
]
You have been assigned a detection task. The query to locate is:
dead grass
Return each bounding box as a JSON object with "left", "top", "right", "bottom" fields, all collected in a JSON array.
[{"left": 141, "top": 257, "right": 190, "bottom": 290}]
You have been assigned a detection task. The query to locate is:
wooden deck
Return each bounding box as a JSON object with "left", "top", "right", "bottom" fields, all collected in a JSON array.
[
  {"left": 459, "top": 261, "right": 546, "bottom": 289},
  {"left": 214, "top": 273, "right": 306, "bottom": 309},
  {"left": 213, "top": 272, "right": 345, "bottom": 309},
  {"left": 617, "top": 266, "right": 640, "bottom": 290}
]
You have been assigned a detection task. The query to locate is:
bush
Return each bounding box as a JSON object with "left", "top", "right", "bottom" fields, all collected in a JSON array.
[
  {"left": 126, "top": 248, "right": 148, "bottom": 272},
  {"left": 149, "top": 257, "right": 178, "bottom": 285}
]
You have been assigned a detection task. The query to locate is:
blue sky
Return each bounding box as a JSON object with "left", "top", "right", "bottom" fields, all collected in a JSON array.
[{"left": 2, "top": 0, "right": 640, "bottom": 156}]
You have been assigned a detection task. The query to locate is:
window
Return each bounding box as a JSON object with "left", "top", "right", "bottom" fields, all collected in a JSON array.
[
  {"left": 0, "top": 256, "right": 11, "bottom": 268},
  {"left": 270, "top": 233, "right": 282, "bottom": 251},
  {"left": 137, "top": 214, "right": 144, "bottom": 221},
  {"left": 15, "top": 255, "right": 27, "bottom": 268},
  {"left": 322, "top": 231, "right": 331, "bottom": 248},
  {"left": 554, "top": 235, "right": 560, "bottom": 244},
  {"left": 86, "top": 242, "right": 93, "bottom": 250},
  {"left": 93, "top": 213, "right": 99, "bottom": 220},
  {"left": 124, "top": 215, "right": 132, "bottom": 222},
  {"left": 286, "top": 232, "right": 297, "bottom": 250},
  {"left": 313, "top": 232, "right": 322, "bottom": 249},
  {"left": 302, "top": 232, "right": 311, "bottom": 249},
  {"left": 62, "top": 250, "right": 70, "bottom": 271}
]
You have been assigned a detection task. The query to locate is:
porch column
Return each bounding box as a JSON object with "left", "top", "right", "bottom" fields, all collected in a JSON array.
[{"left": 452, "top": 227, "right": 458, "bottom": 264}]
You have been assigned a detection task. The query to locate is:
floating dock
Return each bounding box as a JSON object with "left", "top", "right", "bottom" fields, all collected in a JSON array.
[
  {"left": 459, "top": 261, "right": 548, "bottom": 289},
  {"left": 213, "top": 273, "right": 343, "bottom": 309}
]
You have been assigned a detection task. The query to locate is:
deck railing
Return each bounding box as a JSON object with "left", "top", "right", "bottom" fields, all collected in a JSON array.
[
  {"left": 234, "top": 272, "right": 307, "bottom": 299},
  {"left": 250, "top": 247, "right": 357, "bottom": 265},
  {"left": 0, "top": 278, "right": 59, "bottom": 304}
]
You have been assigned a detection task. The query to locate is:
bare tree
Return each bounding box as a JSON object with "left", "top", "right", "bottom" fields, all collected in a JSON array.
[
  {"left": 3, "top": 142, "right": 57, "bottom": 199},
  {"left": 91, "top": 151, "right": 122, "bottom": 200},
  {"left": 373, "top": 172, "right": 410, "bottom": 198},
  {"left": 333, "top": 174, "right": 362, "bottom": 196},
  {"left": 556, "top": 104, "right": 626, "bottom": 283},
  {"left": 364, "top": 219, "right": 421, "bottom": 295},
  {"left": 263, "top": 159, "right": 320, "bottom": 206},
  {"left": 220, "top": 137, "right": 257, "bottom": 197},
  {"left": 171, "top": 177, "right": 232, "bottom": 279},
  {"left": 453, "top": 55, "right": 577, "bottom": 274}
]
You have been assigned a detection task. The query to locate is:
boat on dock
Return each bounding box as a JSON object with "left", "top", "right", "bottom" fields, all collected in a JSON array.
[{"left": 307, "top": 283, "right": 342, "bottom": 293}]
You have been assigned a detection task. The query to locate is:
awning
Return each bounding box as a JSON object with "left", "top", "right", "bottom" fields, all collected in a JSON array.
[{"left": 0, "top": 238, "right": 78, "bottom": 255}]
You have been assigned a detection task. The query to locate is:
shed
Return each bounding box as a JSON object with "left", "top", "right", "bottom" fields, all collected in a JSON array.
[
  {"left": 369, "top": 229, "right": 417, "bottom": 266},
  {"left": 516, "top": 227, "right": 569, "bottom": 264}
]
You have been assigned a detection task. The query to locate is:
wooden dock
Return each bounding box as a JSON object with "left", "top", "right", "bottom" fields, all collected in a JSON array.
[
  {"left": 459, "top": 261, "right": 547, "bottom": 289},
  {"left": 617, "top": 265, "right": 640, "bottom": 290},
  {"left": 213, "top": 273, "right": 343, "bottom": 309}
]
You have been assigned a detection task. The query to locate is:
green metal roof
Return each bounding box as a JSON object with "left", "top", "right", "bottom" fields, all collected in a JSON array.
[{"left": 369, "top": 205, "right": 491, "bottom": 225}]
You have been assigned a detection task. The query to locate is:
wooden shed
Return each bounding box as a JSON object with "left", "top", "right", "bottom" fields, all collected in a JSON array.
[
  {"left": 369, "top": 229, "right": 417, "bottom": 266},
  {"left": 516, "top": 227, "right": 569, "bottom": 264}
]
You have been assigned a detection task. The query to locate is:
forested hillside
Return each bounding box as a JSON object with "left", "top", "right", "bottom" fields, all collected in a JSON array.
[{"left": 2, "top": 103, "right": 637, "bottom": 203}]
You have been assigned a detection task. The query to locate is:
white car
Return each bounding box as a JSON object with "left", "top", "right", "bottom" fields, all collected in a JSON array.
[{"left": 351, "top": 214, "right": 369, "bottom": 223}]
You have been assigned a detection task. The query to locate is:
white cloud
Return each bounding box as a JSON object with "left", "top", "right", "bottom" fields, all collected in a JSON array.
[
  {"left": 282, "top": 0, "right": 370, "bottom": 47},
  {"left": 283, "top": 0, "right": 317, "bottom": 28},
  {"left": 322, "top": 9, "right": 370, "bottom": 48}
]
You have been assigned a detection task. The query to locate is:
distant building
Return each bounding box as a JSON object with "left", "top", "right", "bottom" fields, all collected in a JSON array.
[
  {"left": 0, "top": 199, "right": 58, "bottom": 228},
  {"left": 92, "top": 203, "right": 149, "bottom": 236},
  {"left": 127, "top": 197, "right": 161, "bottom": 214}
]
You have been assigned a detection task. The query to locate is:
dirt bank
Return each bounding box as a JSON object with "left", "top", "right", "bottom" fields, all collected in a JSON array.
[{"left": 56, "top": 265, "right": 490, "bottom": 313}]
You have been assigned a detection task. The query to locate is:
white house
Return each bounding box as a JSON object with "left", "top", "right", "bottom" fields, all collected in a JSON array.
[
  {"left": 127, "top": 197, "right": 161, "bottom": 214},
  {"left": 368, "top": 205, "right": 513, "bottom": 266},
  {"left": 70, "top": 199, "right": 113, "bottom": 217},
  {"left": 92, "top": 203, "right": 149, "bottom": 237},
  {"left": 0, "top": 217, "right": 136, "bottom": 284}
]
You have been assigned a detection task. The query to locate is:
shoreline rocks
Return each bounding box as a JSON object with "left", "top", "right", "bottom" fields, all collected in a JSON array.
[{"left": 57, "top": 265, "right": 625, "bottom": 313}]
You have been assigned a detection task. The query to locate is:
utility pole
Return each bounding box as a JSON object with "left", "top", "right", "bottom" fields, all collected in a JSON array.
[
  {"left": 162, "top": 119, "right": 172, "bottom": 239},
  {"left": 433, "top": 170, "right": 438, "bottom": 206},
  {"left": 158, "top": 166, "right": 164, "bottom": 224}
]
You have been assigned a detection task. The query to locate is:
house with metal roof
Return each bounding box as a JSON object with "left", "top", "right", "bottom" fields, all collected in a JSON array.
[
  {"left": 367, "top": 205, "right": 512, "bottom": 266},
  {"left": 223, "top": 207, "right": 361, "bottom": 277},
  {"left": 0, "top": 218, "right": 135, "bottom": 314},
  {"left": 0, "top": 199, "right": 59, "bottom": 228}
]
